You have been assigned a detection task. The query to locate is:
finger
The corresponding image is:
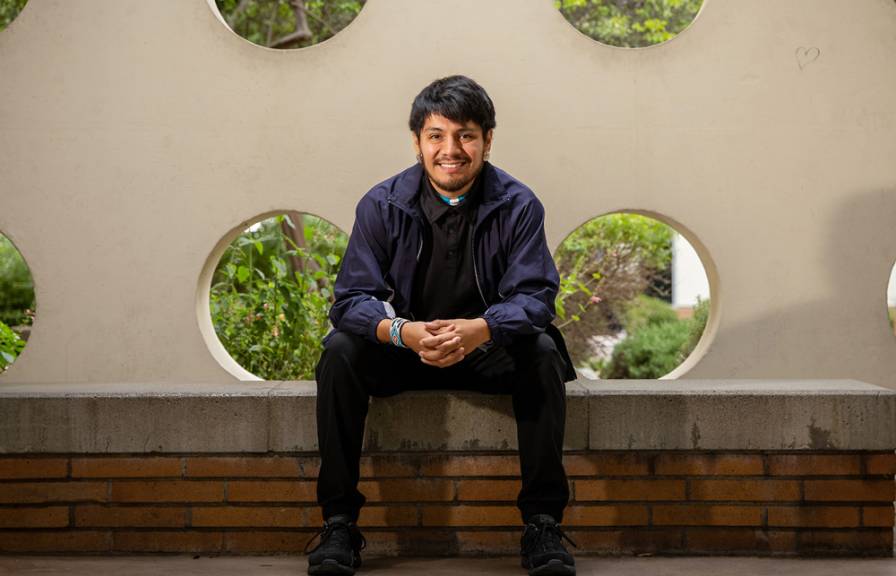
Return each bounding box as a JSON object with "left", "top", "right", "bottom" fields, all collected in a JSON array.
[
  {"left": 424, "top": 347, "right": 465, "bottom": 368},
  {"left": 434, "top": 336, "right": 461, "bottom": 351},
  {"left": 420, "top": 331, "right": 458, "bottom": 349}
]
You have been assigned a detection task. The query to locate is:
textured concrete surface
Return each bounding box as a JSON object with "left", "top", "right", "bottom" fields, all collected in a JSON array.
[
  {"left": 0, "top": 556, "right": 895, "bottom": 576},
  {"left": 1, "top": 380, "right": 893, "bottom": 452},
  {"left": 1, "top": 0, "right": 896, "bottom": 390}
]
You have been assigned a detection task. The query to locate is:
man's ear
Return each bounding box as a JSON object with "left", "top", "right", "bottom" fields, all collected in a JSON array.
[
  {"left": 411, "top": 132, "right": 421, "bottom": 156},
  {"left": 484, "top": 129, "right": 494, "bottom": 154}
]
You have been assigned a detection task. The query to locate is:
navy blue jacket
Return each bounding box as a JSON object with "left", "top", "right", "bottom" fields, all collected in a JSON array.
[{"left": 326, "top": 162, "right": 575, "bottom": 380}]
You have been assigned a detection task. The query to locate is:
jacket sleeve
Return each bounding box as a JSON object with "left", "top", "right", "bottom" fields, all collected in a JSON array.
[
  {"left": 480, "top": 197, "right": 559, "bottom": 346},
  {"left": 328, "top": 194, "right": 396, "bottom": 343}
]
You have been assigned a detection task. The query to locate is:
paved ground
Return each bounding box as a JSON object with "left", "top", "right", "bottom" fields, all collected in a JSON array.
[{"left": 0, "top": 556, "right": 894, "bottom": 575}]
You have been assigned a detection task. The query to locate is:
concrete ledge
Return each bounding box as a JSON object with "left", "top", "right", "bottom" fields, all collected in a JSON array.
[{"left": 0, "top": 380, "right": 893, "bottom": 453}]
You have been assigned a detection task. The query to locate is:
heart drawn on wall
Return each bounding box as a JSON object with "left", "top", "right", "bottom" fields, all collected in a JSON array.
[{"left": 795, "top": 46, "right": 820, "bottom": 70}]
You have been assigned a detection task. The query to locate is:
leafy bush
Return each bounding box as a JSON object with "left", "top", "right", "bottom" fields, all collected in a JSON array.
[
  {"left": 603, "top": 297, "right": 710, "bottom": 378},
  {"left": 681, "top": 296, "right": 709, "bottom": 357},
  {"left": 602, "top": 316, "right": 691, "bottom": 378},
  {"left": 555, "top": 0, "right": 703, "bottom": 48},
  {"left": 0, "top": 320, "right": 25, "bottom": 371},
  {"left": 209, "top": 213, "right": 346, "bottom": 380},
  {"left": 0, "top": 234, "right": 35, "bottom": 327},
  {"left": 623, "top": 294, "right": 679, "bottom": 333},
  {"left": 555, "top": 213, "right": 673, "bottom": 363}
]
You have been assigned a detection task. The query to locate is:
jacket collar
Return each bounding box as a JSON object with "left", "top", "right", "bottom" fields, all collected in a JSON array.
[{"left": 389, "top": 162, "right": 508, "bottom": 225}]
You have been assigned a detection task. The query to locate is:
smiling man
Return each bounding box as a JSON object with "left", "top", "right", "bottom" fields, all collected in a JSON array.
[{"left": 306, "top": 75, "right": 578, "bottom": 576}]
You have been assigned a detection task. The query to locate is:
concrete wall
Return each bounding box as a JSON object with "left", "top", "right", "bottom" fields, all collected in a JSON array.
[{"left": 0, "top": 0, "right": 894, "bottom": 386}]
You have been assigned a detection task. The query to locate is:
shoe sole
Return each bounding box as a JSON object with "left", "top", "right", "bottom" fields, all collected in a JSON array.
[
  {"left": 523, "top": 558, "right": 576, "bottom": 576},
  {"left": 307, "top": 558, "right": 356, "bottom": 576}
]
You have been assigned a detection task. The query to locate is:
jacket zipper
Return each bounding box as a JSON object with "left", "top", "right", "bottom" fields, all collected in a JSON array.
[{"left": 470, "top": 224, "right": 488, "bottom": 308}]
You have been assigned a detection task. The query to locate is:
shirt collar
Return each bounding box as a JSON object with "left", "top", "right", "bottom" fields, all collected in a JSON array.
[{"left": 419, "top": 170, "right": 482, "bottom": 225}]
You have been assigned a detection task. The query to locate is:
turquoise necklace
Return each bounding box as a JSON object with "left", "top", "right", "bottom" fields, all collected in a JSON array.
[{"left": 438, "top": 193, "right": 466, "bottom": 206}]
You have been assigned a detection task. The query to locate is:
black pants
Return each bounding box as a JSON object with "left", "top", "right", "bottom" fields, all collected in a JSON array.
[{"left": 314, "top": 329, "right": 570, "bottom": 524}]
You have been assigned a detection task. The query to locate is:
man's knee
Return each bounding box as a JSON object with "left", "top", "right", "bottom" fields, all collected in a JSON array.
[{"left": 316, "top": 330, "right": 367, "bottom": 381}]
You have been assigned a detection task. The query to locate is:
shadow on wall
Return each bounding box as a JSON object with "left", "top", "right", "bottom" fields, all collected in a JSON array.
[{"left": 686, "top": 188, "right": 896, "bottom": 389}]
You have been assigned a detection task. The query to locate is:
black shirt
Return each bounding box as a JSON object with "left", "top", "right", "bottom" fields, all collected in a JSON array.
[{"left": 409, "top": 173, "right": 488, "bottom": 321}]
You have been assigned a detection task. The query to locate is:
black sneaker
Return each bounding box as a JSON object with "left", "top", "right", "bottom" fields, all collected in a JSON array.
[
  {"left": 520, "top": 514, "right": 577, "bottom": 576},
  {"left": 304, "top": 514, "right": 366, "bottom": 575}
]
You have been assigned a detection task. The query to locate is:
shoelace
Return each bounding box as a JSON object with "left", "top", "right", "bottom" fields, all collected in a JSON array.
[
  {"left": 303, "top": 519, "right": 368, "bottom": 555},
  {"left": 521, "top": 522, "right": 578, "bottom": 554}
]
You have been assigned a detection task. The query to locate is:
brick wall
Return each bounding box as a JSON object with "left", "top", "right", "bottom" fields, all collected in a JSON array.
[{"left": 0, "top": 451, "right": 892, "bottom": 556}]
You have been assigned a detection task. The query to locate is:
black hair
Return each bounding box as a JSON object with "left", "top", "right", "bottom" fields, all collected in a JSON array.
[{"left": 408, "top": 75, "right": 496, "bottom": 136}]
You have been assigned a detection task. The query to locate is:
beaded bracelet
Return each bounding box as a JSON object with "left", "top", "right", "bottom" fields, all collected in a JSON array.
[{"left": 389, "top": 317, "right": 409, "bottom": 348}]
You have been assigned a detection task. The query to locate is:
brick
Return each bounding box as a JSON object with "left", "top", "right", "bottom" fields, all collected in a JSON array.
[
  {"left": 302, "top": 505, "right": 417, "bottom": 528},
  {"left": 109, "top": 480, "right": 224, "bottom": 502},
  {"left": 420, "top": 455, "right": 518, "bottom": 477},
  {"left": 0, "top": 481, "right": 106, "bottom": 503},
  {"left": 185, "top": 456, "right": 300, "bottom": 478},
  {"left": 768, "top": 505, "right": 859, "bottom": 527},
  {"left": 72, "top": 457, "right": 181, "bottom": 478},
  {"left": 358, "top": 479, "right": 454, "bottom": 502},
  {"left": 564, "top": 454, "right": 649, "bottom": 476},
  {"left": 360, "top": 455, "right": 418, "bottom": 478},
  {"left": 690, "top": 479, "right": 800, "bottom": 501},
  {"left": 0, "top": 458, "right": 67, "bottom": 480},
  {"left": 112, "top": 531, "right": 223, "bottom": 553},
  {"left": 422, "top": 505, "right": 519, "bottom": 527},
  {"left": 862, "top": 505, "right": 895, "bottom": 527},
  {"left": 456, "top": 479, "right": 518, "bottom": 502},
  {"left": 655, "top": 454, "right": 763, "bottom": 476},
  {"left": 767, "top": 455, "right": 861, "bottom": 476},
  {"left": 687, "top": 528, "right": 785, "bottom": 552},
  {"left": 298, "top": 457, "right": 321, "bottom": 478},
  {"left": 0, "top": 530, "right": 110, "bottom": 552},
  {"left": 358, "top": 505, "right": 418, "bottom": 527},
  {"left": 228, "top": 480, "right": 316, "bottom": 502},
  {"left": 192, "top": 506, "right": 303, "bottom": 527},
  {"left": 803, "top": 480, "right": 895, "bottom": 502},
  {"left": 574, "top": 479, "right": 685, "bottom": 501},
  {"left": 798, "top": 530, "right": 892, "bottom": 553},
  {"left": 865, "top": 453, "right": 896, "bottom": 476},
  {"left": 0, "top": 507, "right": 69, "bottom": 528},
  {"left": 565, "top": 529, "right": 684, "bottom": 554},
  {"left": 564, "top": 505, "right": 648, "bottom": 526},
  {"left": 653, "top": 504, "right": 762, "bottom": 526},
  {"left": 75, "top": 505, "right": 186, "bottom": 527},
  {"left": 224, "top": 530, "right": 304, "bottom": 553}
]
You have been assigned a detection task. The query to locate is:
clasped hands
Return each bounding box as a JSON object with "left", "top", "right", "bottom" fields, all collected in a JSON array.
[{"left": 404, "top": 318, "right": 491, "bottom": 368}]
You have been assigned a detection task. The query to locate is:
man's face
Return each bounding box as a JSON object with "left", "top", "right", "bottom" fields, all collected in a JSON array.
[{"left": 413, "top": 114, "right": 493, "bottom": 197}]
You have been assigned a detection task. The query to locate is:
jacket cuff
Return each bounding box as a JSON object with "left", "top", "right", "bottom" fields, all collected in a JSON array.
[{"left": 481, "top": 310, "right": 506, "bottom": 346}]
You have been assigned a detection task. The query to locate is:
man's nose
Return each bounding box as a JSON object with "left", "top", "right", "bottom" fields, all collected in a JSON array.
[{"left": 443, "top": 136, "right": 462, "bottom": 156}]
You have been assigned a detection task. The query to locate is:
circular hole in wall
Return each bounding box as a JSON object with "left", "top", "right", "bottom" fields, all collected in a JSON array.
[
  {"left": 888, "top": 262, "right": 896, "bottom": 337},
  {"left": 0, "top": 231, "right": 36, "bottom": 374},
  {"left": 207, "top": 211, "right": 347, "bottom": 380},
  {"left": 0, "top": 0, "right": 28, "bottom": 32},
  {"left": 553, "top": 212, "right": 712, "bottom": 379},
  {"left": 210, "top": 0, "right": 366, "bottom": 49},
  {"left": 555, "top": 0, "right": 703, "bottom": 48}
]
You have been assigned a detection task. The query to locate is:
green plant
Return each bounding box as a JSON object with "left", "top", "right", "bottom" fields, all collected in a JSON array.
[
  {"left": 0, "top": 234, "right": 36, "bottom": 327},
  {"left": 623, "top": 294, "right": 678, "bottom": 333},
  {"left": 210, "top": 214, "right": 347, "bottom": 380},
  {"left": 681, "top": 296, "right": 709, "bottom": 357},
  {"left": 215, "top": 0, "right": 365, "bottom": 49},
  {"left": 555, "top": 0, "right": 703, "bottom": 48},
  {"left": 555, "top": 213, "right": 674, "bottom": 363},
  {"left": 0, "top": 320, "right": 25, "bottom": 371},
  {"left": 602, "top": 316, "right": 691, "bottom": 378}
]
